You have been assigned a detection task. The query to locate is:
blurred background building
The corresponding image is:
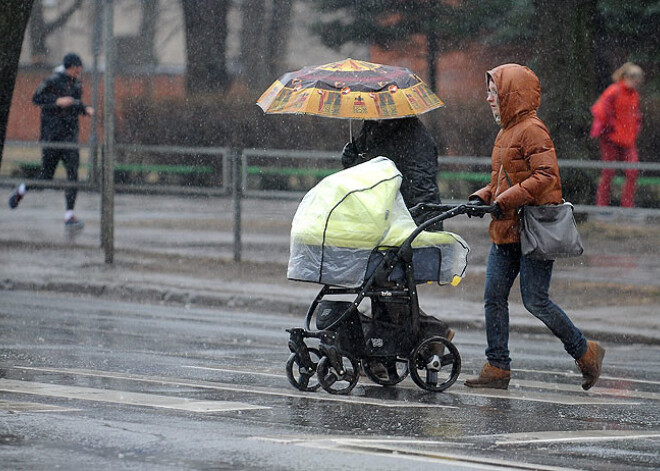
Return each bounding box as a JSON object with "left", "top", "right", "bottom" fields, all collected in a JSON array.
[{"left": 5, "top": 0, "right": 658, "bottom": 207}]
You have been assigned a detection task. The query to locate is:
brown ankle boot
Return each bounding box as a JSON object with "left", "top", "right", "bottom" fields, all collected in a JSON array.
[
  {"left": 464, "top": 362, "right": 511, "bottom": 389},
  {"left": 576, "top": 340, "right": 606, "bottom": 390}
]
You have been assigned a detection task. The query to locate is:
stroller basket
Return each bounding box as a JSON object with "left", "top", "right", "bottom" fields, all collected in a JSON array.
[
  {"left": 315, "top": 300, "right": 355, "bottom": 330},
  {"left": 315, "top": 300, "right": 364, "bottom": 356}
]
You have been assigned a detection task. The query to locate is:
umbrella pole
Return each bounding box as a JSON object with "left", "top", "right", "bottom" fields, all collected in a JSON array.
[{"left": 349, "top": 119, "right": 353, "bottom": 142}]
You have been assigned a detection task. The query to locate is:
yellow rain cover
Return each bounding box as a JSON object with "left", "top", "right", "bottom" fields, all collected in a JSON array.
[{"left": 287, "top": 157, "right": 469, "bottom": 287}]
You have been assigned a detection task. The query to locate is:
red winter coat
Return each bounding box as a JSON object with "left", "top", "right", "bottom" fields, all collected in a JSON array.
[
  {"left": 590, "top": 81, "right": 641, "bottom": 148},
  {"left": 471, "top": 64, "right": 562, "bottom": 245}
]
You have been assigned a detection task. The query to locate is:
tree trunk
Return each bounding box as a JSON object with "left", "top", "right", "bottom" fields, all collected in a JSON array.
[
  {"left": 592, "top": 6, "right": 610, "bottom": 95},
  {"left": 28, "top": 1, "right": 48, "bottom": 65},
  {"left": 138, "top": 0, "right": 159, "bottom": 68},
  {"left": 240, "top": 0, "right": 267, "bottom": 90},
  {"left": 181, "top": 0, "right": 230, "bottom": 95},
  {"left": 28, "top": 0, "right": 83, "bottom": 66},
  {"left": 0, "top": 0, "right": 35, "bottom": 167},
  {"left": 533, "top": 0, "right": 596, "bottom": 158},
  {"left": 426, "top": 28, "right": 439, "bottom": 92},
  {"left": 265, "top": 0, "right": 293, "bottom": 78}
]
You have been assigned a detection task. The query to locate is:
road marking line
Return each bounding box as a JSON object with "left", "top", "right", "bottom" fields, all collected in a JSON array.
[
  {"left": 11, "top": 367, "right": 459, "bottom": 409},
  {"left": 516, "top": 380, "right": 660, "bottom": 401},
  {"left": 454, "top": 385, "right": 640, "bottom": 405},
  {"left": 184, "top": 365, "right": 282, "bottom": 379},
  {"left": 0, "top": 379, "right": 268, "bottom": 412},
  {"left": 513, "top": 368, "right": 660, "bottom": 387},
  {"left": 511, "top": 378, "right": 657, "bottom": 402},
  {"left": 189, "top": 364, "right": 648, "bottom": 405},
  {"left": 0, "top": 400, "right": 79, "bottom": 413},
  {"left": 487, "top": 430, "right": 660, "bottom": 446},
  {"left": 15, "top": 365, "right": 644, "bottom": 408},
  {"left": 253, "top": 436, "right": 573, "bottom": 470}
]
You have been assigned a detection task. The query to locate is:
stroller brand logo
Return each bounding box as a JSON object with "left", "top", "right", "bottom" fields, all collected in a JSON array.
[{"left": 369, "top": 338, "right": 384, "bottom": 348}]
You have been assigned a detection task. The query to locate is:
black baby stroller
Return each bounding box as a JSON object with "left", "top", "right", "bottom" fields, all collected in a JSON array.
[{"left": 285, "top": 157, "right": 494, "bottom": 395}]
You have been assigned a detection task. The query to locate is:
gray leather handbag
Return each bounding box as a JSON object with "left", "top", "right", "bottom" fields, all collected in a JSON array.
[
  {"left": 519, "top": 202, "right": 584, "bottom": 260},
  {"left": 501, "top": 166, "right": 583, "bottom": 261}
]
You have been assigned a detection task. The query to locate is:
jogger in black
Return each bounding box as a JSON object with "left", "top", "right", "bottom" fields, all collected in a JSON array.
[{"left": 9, "top": 52, "right": 94, "bottom": 228}]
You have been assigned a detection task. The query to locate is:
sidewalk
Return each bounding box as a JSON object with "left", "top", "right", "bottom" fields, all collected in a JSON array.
[{"left": 1, "top": 189, "right": 658, "bottom": 345}]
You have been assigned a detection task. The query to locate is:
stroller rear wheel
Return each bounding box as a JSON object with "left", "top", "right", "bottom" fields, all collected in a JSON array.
[
  {"left": 286, "top": 347, "right": 322, "bottom": 392},
  {"left": 317, "top": 354, "right": 360, "bottom": 395},
  {"left": 362, "top": 358, "right": 409, "bottom": 386},
  {"left": 409, "top": 336, "right": 461, "bottom": 392}
]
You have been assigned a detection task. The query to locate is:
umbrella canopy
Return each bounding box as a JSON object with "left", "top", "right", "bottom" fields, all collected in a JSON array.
[{"left": 257, "top": 58, "right": 444, "bottom": 120}]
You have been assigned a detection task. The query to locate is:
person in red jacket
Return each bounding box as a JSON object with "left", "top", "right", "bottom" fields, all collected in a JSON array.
[{"left": 591, "top": 62, "right": 644, "bottom": 208}]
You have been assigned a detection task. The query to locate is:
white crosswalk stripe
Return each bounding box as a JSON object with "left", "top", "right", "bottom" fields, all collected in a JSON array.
[{"left": 0, "top": 379, "right": 269, "bottom": 412}]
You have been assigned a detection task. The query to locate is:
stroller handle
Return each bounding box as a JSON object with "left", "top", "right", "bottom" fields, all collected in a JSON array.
[
  {"left": 409, "top": 202, "right": 497, "bottom": 219},
  {"left": 409, "top": 203, "right": 495, "bottom": 218},
  {"left": 399, "top": 203, "right": 497, "bottom": 259}
]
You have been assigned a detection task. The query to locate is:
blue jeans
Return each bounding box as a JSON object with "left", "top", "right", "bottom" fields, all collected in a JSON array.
[{"left": 483, "top": 243, "right": 588, "bottom": 370}]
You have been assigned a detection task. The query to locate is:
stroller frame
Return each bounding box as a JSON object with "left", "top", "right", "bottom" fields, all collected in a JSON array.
[{"left": 286, "top": 203, "right": 495, "bottom": 395}]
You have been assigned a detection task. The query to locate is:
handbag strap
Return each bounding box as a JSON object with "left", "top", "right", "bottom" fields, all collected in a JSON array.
[
  {"left": 502, "top": 159, "right": 568, "bottom": 208},
  {"left": 500, "top": 165, "right": 525, "bottom": 219}
]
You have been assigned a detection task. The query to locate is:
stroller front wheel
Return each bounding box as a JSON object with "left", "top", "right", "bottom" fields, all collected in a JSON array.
[
  {"left": 286, "top": 348, "right": 322, "bottom": 392},
  {"left": 317, "top": 354, "right": 360, "bottom": 395},
  {"left": 409, "top": 336, "right": 461, "bottom": 392},
  {"left": 362, "top": 357, "right": 409, "bottom": 386}
]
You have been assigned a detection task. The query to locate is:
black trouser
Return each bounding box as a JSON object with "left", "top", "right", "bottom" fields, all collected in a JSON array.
[{"left": 35, "top": 146, "right": 80, "bottom": 211}]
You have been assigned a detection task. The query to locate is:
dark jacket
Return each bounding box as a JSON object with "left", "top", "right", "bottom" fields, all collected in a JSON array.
[
  {"left": 33, "top": 70, "right": 89, "bottom": 142},
  {"left": 342, "top": 117, "right": 441, "bottom": 208},
  {"left": 471, "top": 64, "right": 562, "bottom": 245}
]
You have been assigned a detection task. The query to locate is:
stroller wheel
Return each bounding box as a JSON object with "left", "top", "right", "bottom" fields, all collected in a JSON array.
[
  {"left": 362, "top": 358, "right": 409, "bottom": 386},
  {"left": 286, "top": 348, "right": 322, "bottom": 392},
  {"left": 409, "top": 336, "right": 461, "bottom": 392},
  {"left": 317, "top": 354, "right": 360, "bottom": 395}
]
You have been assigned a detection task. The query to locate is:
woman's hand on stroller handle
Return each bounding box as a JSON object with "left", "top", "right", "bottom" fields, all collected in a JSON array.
[{"left": 466, "top": 198, "right": 496, "bottom": 218}]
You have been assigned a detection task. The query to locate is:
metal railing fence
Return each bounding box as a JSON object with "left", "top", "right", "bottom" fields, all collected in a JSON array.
[
  {"left": 2, "top": 141, "right": 658, "bottom": 263},
  {"left": 4, "top": 141, "right": 660, "bottom": 196}
]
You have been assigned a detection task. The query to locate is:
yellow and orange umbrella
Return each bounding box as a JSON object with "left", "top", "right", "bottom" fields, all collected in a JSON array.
[{"left": 257, "top": 58, "right": 444, "bottom": 120}]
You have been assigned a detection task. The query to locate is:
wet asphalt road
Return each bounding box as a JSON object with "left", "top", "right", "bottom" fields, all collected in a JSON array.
[{"left": 1, "top": 291, "right": 659, "bottom": 470}]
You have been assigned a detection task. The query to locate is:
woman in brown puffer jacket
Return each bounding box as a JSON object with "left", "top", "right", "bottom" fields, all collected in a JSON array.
[{"left": 464, "top": 64, "right": 605, "bottom": 391}]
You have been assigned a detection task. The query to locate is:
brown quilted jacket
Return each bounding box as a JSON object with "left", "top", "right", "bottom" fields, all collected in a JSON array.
[{"left": 471, "top": 64, "right": 563, "bottom": 244}]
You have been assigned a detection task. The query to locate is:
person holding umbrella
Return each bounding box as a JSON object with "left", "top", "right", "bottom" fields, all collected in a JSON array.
[
  {"left": 258, "top": 59, "right": 455, "bottom": 373},
  {"left": 257, "top": 58, "right": 445, "bottom": 223},
  {"left": 340, "top": 116, "right": 442, "bottom": 213}
]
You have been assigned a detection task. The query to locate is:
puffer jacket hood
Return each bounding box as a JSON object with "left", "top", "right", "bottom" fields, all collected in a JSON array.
[{"left": 487, "top": 64, "right": 541, "bottom": 129}]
